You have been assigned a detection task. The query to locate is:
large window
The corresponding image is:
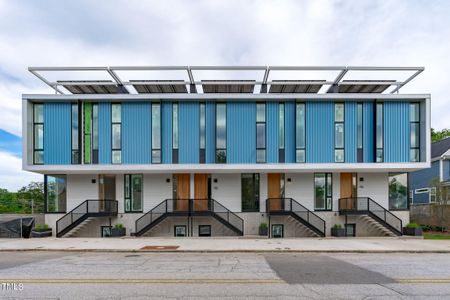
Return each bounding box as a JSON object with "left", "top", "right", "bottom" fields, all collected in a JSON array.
[
  {"left": 296, "top": 103, "right": 306, "bottom": 163},
  {"left": 357, "top": 102, "right": 363, "bottom": 162},
  {"left": 83, "top": 103, "right": 99, "bottom": 164},
  {"left": 124, "top": 174, "right": 143, "bottom": 212},
  {"left": 199, "top": 102, "right": 206, "bottom": 163},
  {"left": 71, "top": 103, "right": 81, "bottom": 164},
  {"left": 279, "top": 103, "right": 285, "bottom": 163},
  {"left": 241, "top": 173, "right": 260, "bottom": 212},
  {"left": 376, "top": 103, "right": 384, "bottom": 162},
  {"left": 152, "top": 103, "right": 161, "bottom": 163},
  {"left": 410, "top": 103, "right": 420, "bottom": 162},
  {"left": 314, "top": 173, "right": 332, "bottom": 211},
  {"left": 33, "top": 103, "right": 44, "bottom": 164},
  {"left": 216, "top": 103, "right": 227, "bottom": 163},
  {"left": 389, "top": 173, "right": 408, "bottom": 210},
  {"left": 334, "top": 103, "right": 344, "bottom": 162},
  {"left": 256, "top": 103, "right": 266, "bottom": 163},
  {"left": 44, "top": 175, "right": 67, "bottom": 213},
  {"left": 172, "top": 103, "right": 179, "bottom": 163},
  {"left": 111, "top": 103, "right": 122, "bottom": 164}
]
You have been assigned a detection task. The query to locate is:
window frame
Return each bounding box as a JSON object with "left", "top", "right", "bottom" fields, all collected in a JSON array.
[
  {"left": 71, "top": 102, "right": 81, "bottom": 164},
  {"left": 199, "top": 102, "right": 206, "bottom": 164},
  {"left": 111, "top": 103, "right": 122, "bottom": 164},
  {"left": 124, "top": 174, "right": 143, "bottom": 213},
  {"left": 152, "top": 102, "right": 162, "bottom": 164},
  {"left": 375, "top": 102, "right": 384, "bottom": 162},
  {"left": 357, "top": 102, "right": 363, "bottom": 162},
  {"left": 215, "top": 103, "right": 227, "bottom": 163},
  {"left": 44, "top": 174, "right": 67, "bottom": 214},
  {"left": 33, "top": 103, "right": 44, "bottom": 165},
  {"left": 388, "top": 172, "right": 409, "bottom": 210},
  {"left": 241, "top": 173, "right": 260, "bottom": 212},
  {"left": 410, "top": 102, "right": 420, "bottom": 162},
  {"left": 256, "top": 103, "right": 266, "bottom": 163},
  {"left": 279, "top": 102, "right": 285, "bottom": 163},
  {"left": 334, "top": 103, "right": 345, "bottom": 163},
  {"left": 172, "top": 102, "right": 179, "bottom": 164},
  {"left": 314, "top": 173, "right": 333, "bottom": 211},
  {"left": 295, "top": 102, "right": 306, "bottom": 163}
]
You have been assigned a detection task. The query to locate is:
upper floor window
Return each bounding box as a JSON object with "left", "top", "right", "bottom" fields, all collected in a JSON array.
[
  {"left": 199, "top": 103, "right": 206, "bottom": 163},
  {"left": 33, "top": 103, "right": 44, "bottom": 164},
  {"left": 410, "top": 103, "right": 420, "bottom": 162},
  {"left": 83, "top": 102, "right": 99, "bottom": 164},
  {"left": 296, "top": 103, "right": 306, "bottom": 163},
  {"left": 279, "top": 103, "right": 285, "bottom": 163},
  {"left": 334, "top": 103, "right": 344, "bottom": 162},
  {"left": 172, "top": 103, "right": 179, "bottom": 163},
  {"left": 216, "top": 103, "right": 226, "bottom": 163},
  {"left": 152, "top": 103, "right": 161, "bottom": 163},
  {"left": 357, "top": 102, "right": 363, "bottom": 162},
  {"left": 256, "top": 103, "right": 266, "bottom": 163},
  {"left": 376, "top": 103, "right": 384, "bottom": 162},
  {"left": 71, "top": 103, "right": 81, "bottom": 164},
  {"left": 111, "top": 103, "right": 122, "bottom": 164}
]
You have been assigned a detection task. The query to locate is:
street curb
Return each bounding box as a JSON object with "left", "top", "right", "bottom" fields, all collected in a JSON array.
[{"left": 1, "top": 249, "right": 450, "bottom": 253}]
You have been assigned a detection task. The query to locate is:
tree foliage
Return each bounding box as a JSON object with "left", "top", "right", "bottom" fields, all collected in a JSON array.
[
  {"left": 431, "top": 128, "right": 450, "bottom": 143},
  {"left": 0, "top": 182, "right": 44, "bottom": 214}
]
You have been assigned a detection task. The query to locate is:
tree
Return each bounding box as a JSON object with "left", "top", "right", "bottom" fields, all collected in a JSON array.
[
  {"left": 431, "top": 128, "right": 450, "bottom": 143},
  {"left": 16, "top": 182, "right": 45, "bottom": 214},
  {"left": 430, "top": 177, "right": 449, "bottom": 232}
]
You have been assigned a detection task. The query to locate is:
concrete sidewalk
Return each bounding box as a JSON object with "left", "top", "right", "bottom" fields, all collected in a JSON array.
[{"left": 1, "top": 237, "right": 450, "bottom": 253}]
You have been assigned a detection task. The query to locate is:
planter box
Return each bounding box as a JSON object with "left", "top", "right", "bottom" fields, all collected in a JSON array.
[
  {"left": 31, "top": 230, "right": 52, "bottom": 238},
  {"left": 403, "top": 227, "right": 423, "bottom": 236},
  {"left": 331, "top": 228, "right": 346, "bottom": 237},
  {"left": 111, "top": 228, "right": 126, "bottom": 237},
  {"left": 259, "top": 227, "right": 268, "bottom": 236}
]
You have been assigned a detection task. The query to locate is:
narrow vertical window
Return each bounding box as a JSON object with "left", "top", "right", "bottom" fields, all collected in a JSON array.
[
  {"left": 215, "top": 103, "right": 226, "bottom": 163},
  {"left": 83, "top": 103, "right": 99, "bottom": 164},
  {"left": 314, "top": 173, "right": 332, "bottom": 211},
  {"left": 357, "top": 102, "right": 363, "bottom": 162},
  {"left": 295, "top": 103, "right": 305, "bottom": 163},
  {"left": 199, "top": 102, "right": 206, "bottom": 163},
  {"left": 241, "top": 173, "right": 260, "bottom": 212},
  {"left": 124, "top": 174, "right": 143, "bottom": 212},
  {"left": 279, "top": 103, "right": 285, "bottom": 163},
  {"left": 152, "top": 103, "right": 161, "bottom": 163},
  {"left": 71, "top": 103, "right": 80, "bottom": 164},
  {"left": 334, "top": 103, "right": 344, "bottom": 162},
  {"left": 44, "top": 175, "right": 67, "bottom": 213},
  {"left": 376, "top": 103, "right": 384, "bottom": 162},
  {"left": 256, "top": 103, "right": 266, "bottom": 163},
  {"left": 92, "top": 103, "right": 99, "bottom": 164},
  {"left": 33, "top": 103, "right": 44, "bottom": 164},
  {"left": 410, "top": 103, "right": 420, "bottom": 162},
  {"left": 172, "top": 103, "right": 179, "bottom": 163},
  {"left": 111, "top": 103, "right": 122, "bottom": 164}
]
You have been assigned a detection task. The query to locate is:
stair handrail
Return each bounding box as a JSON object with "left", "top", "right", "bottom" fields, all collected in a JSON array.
[{"left": 210, "top": 199, "right": 244, "bottom": 234}]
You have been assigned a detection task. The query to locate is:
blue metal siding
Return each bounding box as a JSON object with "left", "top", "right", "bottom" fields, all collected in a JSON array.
[
  {"left": 306, "top": 102, "right": 334, "bottom": 163},
  {"left": 205, "top": 102, "right": 216, "bottom": 163},
  {"left": 227, "top": 102, "right": 256, "bottom": 163},
  {"left": 266, "top": 102, "right": 279, "bottom": 163},
  {"left": 409, "top": 161, "right": 440, "bottom": 204},
  {"left": 98, "top": 102, "right": 111, "bottom": 164},
  {"left": 162, "top": 102, "right": 172, "bottom": 164},
  {"left": 43, "top": 103, "right": 71, "bottom": 164},
  {"left": 345, "top": 102, "right": 357, "bottom": 163},
  {"left": 384, "top": 102, "right": 410, "bottom": 162},
  {"left": 122, "top": 102, "right": 151, "bottom": 164},
  {"left": 363, "top": 102, "right": 374, "bottom": 162},
  {"left": 179, "top": 102, "right": 200, "bottom": 163},
  {"left": 285, "top": 102, "right": 296, "bottom": 163}
]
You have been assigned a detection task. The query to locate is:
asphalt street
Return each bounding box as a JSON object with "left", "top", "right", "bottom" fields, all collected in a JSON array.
[{"left": 0, "top": 251, "right": 449, "bottom": 299}]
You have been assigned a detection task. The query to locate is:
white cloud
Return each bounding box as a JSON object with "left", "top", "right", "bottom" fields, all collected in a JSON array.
[{"left": 0, "top": 151, "right": 42, "bottom": 191}]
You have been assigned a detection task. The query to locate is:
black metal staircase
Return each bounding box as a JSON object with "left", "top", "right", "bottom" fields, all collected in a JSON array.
[
  {"left": 56, "top": 200, "right": 118, "bottom": 238},
  {"left": 338, "top": 197, "right": 402, "bottom": 236},
  {"left": 135, "top": 199, "right": 244, "bottom": 236},
  {"left": 266, "top": 198, "right": 326, "bottom": 237}
]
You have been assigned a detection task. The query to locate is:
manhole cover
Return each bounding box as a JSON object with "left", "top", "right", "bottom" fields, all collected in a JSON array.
[{"left": 140, "top": 245, "right": 179, "bottom": 251}]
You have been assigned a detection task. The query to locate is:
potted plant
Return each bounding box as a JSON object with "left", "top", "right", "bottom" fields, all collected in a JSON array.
[
  {"left": 403, "top": 223, "right": 423, "bottom": 236},
  {"left": 111, "top": 223, "right": 126, "bottom": 237},
  {"left": 31, "top": 224, "right": 52, "bottom": 238},
  {"left": 331, "top": 224, "right": 346, "bottom": 237},
  {"left": 259, "top": 223, "right": 268, "bottom": 236}
]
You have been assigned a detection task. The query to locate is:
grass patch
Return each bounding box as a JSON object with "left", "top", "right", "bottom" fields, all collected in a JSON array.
[{"left": 423, "top": 233, "right": 450, "bottom": 240}]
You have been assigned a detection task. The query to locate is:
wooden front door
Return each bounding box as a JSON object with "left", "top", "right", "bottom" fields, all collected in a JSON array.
[
  {"left": 98, "top": 175, "right": 116, "bottom": 212},
  {"left": 268, "top": 173, "right": 283, "bottom": 211},
  {"left": 194, "top": 174, "right": 209, "bottom": 211},
  {"left": 174, "top": 174, "right": 190, "bottom": 211},
  {"left": 340, "top": 173, "right": 356, "bottom": 209}
]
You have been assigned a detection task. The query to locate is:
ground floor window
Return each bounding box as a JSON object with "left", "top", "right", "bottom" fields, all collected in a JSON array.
[
  {"left": 101, "top": 226, "right": 112, "bottom": 237},
  {"left": 199, "top": 225, "right": 211, "bottom": 237},
  {"left": 345, "top": 224, "right": 356, "bottom": 237},
  {"left": 174, "top": 225, "right": 186, "bottom": 237},
  {"left": 389, "top": 173, "right": 408, "bottom": 210},
  {"left": 124, "top": 174, "right": 143, "bottom": 212},
  {"left": 241, "top": 173, "right": 260, "bottom": 212},
  {"left": 44, "top": 175, "right": 67, "bottom": 213},
  {"left": 314, "top": 173, "right": 332, "bottom": 211},
  {"left": 271, "top": 224, "right": 284, "bottom": 238}
]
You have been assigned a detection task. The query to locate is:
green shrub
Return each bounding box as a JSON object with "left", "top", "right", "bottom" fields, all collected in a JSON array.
[
  {"left": 259, "top": 223, "right": 268, "bottom": 229},
  {"left": 114, "top": 223, "right": 124, "bottom": 229},
  {"left": 405, "top": 222, "right": 420, "bottom": 229},
  {"left": 420, "top": 224, "right": 432, "bottom": 231},
  {"left": 332, "top": 224, "right": 342, "bottom": 229},
  {"left": 34, "top": 224, "right": 50, "bottom": 232}
]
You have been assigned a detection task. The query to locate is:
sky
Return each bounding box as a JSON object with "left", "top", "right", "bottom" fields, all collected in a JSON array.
[{"left": 0, "top": 0, "right": 449, "bottom": 191}]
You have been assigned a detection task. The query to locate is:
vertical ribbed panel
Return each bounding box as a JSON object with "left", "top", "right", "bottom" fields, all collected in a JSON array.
[
  {"left": 122, "top": 102, "right": 151, "bottom": 164},
  {"left": 363, "top": 102, "right": 374, "bottom": 162},
  {"left": 227, "top": 102, "right": 256, "bottom": 163},
  {"left": 266, "top": 102, "right": 279, "bottom": 163},
  {"left": 179, "top": 102, "right": 200, "bottom": 163},
  {"left": 384, "top": 101, "right": 410, "bottom": 162},
  {"left": 98, "top": 102, "right": 111, "bottom": 164},
  {"left": 162, "top": 102, "right": 172, "bottom": 164},
  {"left": 345, "top": 101, "right": 357, "bottom": 163},
  {"left": 284, "top": 102, "right": 296, "bottom": 163},
  {"left": 44, "top": 103, "right": 71, "bottom": 164},
  {"left": 205, "top": 101, "right": 216, "bottom": 163},
  {"left": 306, "top": 102, "right": 334, "bottom": 163}
]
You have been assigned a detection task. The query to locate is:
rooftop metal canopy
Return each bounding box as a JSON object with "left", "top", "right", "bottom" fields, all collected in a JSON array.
[{"left": 28, "top": 66, "right": 424, "bottom": 95}]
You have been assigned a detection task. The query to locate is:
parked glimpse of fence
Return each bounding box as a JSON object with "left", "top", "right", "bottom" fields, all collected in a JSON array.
[{"left": 410, "top": 204, "right": 450, "bottom": 229}]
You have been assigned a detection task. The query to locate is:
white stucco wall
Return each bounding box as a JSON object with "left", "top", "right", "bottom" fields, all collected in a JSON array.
[
  {"left": 66, "top": 174, "right": 99, "bottom": 211},
  {"left": 357, "top": 173, "right": 389, "bottom": 209},
  {"left": 210, "top": 173, "right": 241, "bottom": 212},
  {"left": 284, "top": 173, "right": 314, "bottom": 210}
]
